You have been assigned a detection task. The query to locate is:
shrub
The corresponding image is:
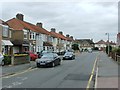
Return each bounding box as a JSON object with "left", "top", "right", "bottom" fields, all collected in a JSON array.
[{"left": 3, "top": 55, "right": 11, "bottom": 65}]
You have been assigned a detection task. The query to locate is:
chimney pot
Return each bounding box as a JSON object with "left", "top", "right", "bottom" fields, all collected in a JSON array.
[
  {"left": 70, "top": 36, "right": 73, "bottom": 39},
  {"left": 51, "top": 28, "right": 56, "bottom": 32},
  {"left": 36, "top": 22, "right": 42, "bottom": 28},
  {"left": 66, "top": 34, "right": 70, "bottom": 37},
  {"left": 16, "top": 13, "right": 24, "bottom": 21},
  {"left": 59, "top": 31, "right": 63, "bottom": 35}
]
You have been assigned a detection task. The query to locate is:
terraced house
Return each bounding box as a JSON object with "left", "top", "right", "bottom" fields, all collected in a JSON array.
[
  {"left": 5, "top": 13, "right": 74, "bottom": 54},
  {"left": 6, "top": 13, "right": 52, "bottom": 53},
  {"left": 0, "top": 19, "right": 13, "bottom": 55}
]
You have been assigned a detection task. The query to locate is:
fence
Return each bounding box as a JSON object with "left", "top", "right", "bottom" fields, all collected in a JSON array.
[{"left": 110, "top": 52, "right": 120, "bottom": 64}]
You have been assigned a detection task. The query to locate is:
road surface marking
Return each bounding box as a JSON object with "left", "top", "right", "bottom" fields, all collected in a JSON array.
[
  {"left": 2, "top": 68, "right": 38, "bottom": 79},
  {"left": 86, "top": 54, "right": 99, "bottom": 90}
]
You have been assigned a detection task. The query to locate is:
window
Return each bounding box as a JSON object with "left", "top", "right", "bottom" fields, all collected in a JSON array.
[
  {"left": 2, "top": 26, "right": 8, "bottom": 37},
  {"left": 29, "top": 32, "right": 36, "bottom": 40},
  {"left": 9, "top": 30, "right": 12, "bottom": 38},
  {"left": 23, "top": 30, "right": 28, "bottom": 39}
]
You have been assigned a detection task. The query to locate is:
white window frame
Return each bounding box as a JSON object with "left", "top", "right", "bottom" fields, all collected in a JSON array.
[
  {"left": 23, "top": 29, "right": 28, "bottom": 39},
  {"left": 2, "top": 25, "right": 9, "bottom": 37}
]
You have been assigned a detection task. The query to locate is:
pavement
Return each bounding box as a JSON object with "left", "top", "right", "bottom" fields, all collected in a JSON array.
[
  {"left": 95, "top": 52, "right": 119, "bottom": 89},
  {"left": 0, "top": 61, "right": 36, "bottom": 77}
]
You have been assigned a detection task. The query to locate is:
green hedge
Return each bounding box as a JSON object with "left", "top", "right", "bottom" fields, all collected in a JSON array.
[{"left": 3, "top": 55, "right": 11, "bottom": 65}]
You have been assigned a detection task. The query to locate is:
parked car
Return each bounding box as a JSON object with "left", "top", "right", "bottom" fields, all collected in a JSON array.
[
  {"left": 63, "top": 52, "right": 75, "bottom": 60},
  {"left": 88, "top": 48, "right": 92, "bottom": 53},
  {"left": 40, "top": 50, "right": 53, "bottom": 56},
  {"left": 23, "top": 51, "right": 38, "bottom": 61},
  {"left": 0, "top": 53, "right": 4, "bottom": 66},
  {"left": 36, "top": 53, "right": 61, "bottom": 67}
]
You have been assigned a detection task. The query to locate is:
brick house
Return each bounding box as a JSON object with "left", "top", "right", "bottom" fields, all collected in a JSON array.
[
  {"left": 0, "top": 19, "right": 13, "bottom": 55},
  {"left": 95, "top": 40, "right": 106, "bottom": 51},
  {"left": 75, "top": 39, "right": 94, "bottom": 50},
  {"left": 66, "top": 34, "right": 74, "bottom": 50},
  {"left": 50, "top": 28, "right": 68, "bottom": 53},
  {"left": 6, "top": 13, "right": 52, "bottom": 53}
]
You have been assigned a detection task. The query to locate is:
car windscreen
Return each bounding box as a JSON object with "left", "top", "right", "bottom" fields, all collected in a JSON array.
[
  {"left": 41, "top": 53, "right": 54, "bottom": 58},
  {"left": 65, "top": 52, "right": 73, "bottom": 55}
]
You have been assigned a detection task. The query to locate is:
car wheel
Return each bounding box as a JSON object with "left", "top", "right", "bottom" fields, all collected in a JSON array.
[
  {"left": 36, "top": 63, "right": 40, "bottom": 68},
  {"left": 58, "top": 61, "right": 61, "bottom": 65},
  {"left": 52, "top": 62, "right": 55, "bottom": 67},
  {"left": 1, "top": 61, "right": 4, "bottom": 66}
]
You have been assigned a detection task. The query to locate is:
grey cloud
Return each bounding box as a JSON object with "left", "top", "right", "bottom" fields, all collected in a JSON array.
[{"left": 1, "top": 2, "right": 118, "bottom": 42}]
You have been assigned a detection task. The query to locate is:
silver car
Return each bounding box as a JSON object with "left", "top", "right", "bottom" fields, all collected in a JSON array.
[
  {"left": 36, "top": 53, "right": 61, "bottom": 67},
  {"left": 0, "top": 53, "right": 4, "bottom": 66}
]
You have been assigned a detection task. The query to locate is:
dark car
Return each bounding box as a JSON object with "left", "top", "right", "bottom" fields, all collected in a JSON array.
[
  {"left": 63, "top": 52, "right": 75, "bottom": 60},
  {"left": 36, "top": 53, "right": 61, "bottom": 67}
]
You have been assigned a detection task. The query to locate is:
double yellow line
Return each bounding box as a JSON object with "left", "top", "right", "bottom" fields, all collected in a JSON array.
[{"left": 86, "top": 54, "right": 99, "bottom": 90}]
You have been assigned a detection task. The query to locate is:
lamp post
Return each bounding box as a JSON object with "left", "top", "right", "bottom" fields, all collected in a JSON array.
[{"left": 105, "top": 33, "right": 110, "bottom": 56}]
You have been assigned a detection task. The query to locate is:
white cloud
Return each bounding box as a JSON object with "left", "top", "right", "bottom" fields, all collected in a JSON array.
[{"left": 1, "top": 2, "right": 118, "bottom": 42}]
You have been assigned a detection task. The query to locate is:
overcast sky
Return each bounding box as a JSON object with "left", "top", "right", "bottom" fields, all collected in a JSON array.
[{"left": 0, "top": 1, "right": 118, "bottom": 42}]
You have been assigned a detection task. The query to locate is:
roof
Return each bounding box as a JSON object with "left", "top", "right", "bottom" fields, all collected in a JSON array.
[
  {"left": 106, "top": 40, "right": 116, "bottom": 45},
  {"left": 50, "top": 31, "right": 67, "bottom": 40},
  {"left": 6, "top": 18, "right": 50, "bottom": 35},
  {"left": 0, "top": 19, "right": 9, "bottom": 26},
  {"left": 96, "top": 40, "right": 116, "bottom": 45},
  {"left": 96, "top": 40, "right": 106, "bottom": 44},
  {"left": 75, "top": 39, "right": 94, "bottom": 44},
  {"left": 66, "top": 37, "right": 73, "bottom": 41}
]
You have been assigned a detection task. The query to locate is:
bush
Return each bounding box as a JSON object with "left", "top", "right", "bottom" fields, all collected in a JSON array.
[
  {"left": 3, "top": 55, "right": 11, "bottom": 65},
  {"left": 116, "top": 48, "right": 120, "bottom": 55},
  {"left": 106, "top": 45, "right": 112, "bottom": 54}
]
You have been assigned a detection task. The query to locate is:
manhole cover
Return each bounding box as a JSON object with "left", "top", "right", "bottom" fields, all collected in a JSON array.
[{"left": 64, "top": 74, "right": 90, "bottom": 81}]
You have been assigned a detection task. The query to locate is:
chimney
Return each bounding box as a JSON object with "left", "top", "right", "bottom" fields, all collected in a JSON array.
[
  {"left": 16, "top": 13, "right": 24, "bottom": 21},
  {"left": 59, "top": 31, "right": 63, "bottom": 35},
  {"left": 66, "top": 34, "right": 69, "bottom": 37},
  {"left": 36, "top": 22, "right": 42, "bottom": 28},
  {"left": 70, "top": 36, "right": 73, "bottom": 39},
  {"left": 51, "top": 28, "right": 56, "bottom": 32}
]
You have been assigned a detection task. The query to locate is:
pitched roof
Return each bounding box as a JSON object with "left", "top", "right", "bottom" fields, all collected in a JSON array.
[
  {"left": 6, "top": 18, "right": 50, "bottom": 35},
  {"left": 96, "top": 40, "right": 106, "bottom": 44},
  {"left": 66, "top": 37, "right": 73, "bottom": 41},
  {"left": 75, "top": 39, "right": 94, "bottom": 44},
  {"left": 0, "top": 19, "right": 9, "bottom": 26},
  {"left": 50, "top": 31, "right": 67, "bottom": 40}
]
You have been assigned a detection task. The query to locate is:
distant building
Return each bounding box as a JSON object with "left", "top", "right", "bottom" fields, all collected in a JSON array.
[
  {"left": 0, "top": 19, "right": 13, "bottom": 55},
  {"left": 95, "top": 40, "right": 107, "bottom": 51},
  {"left": 75, "top": 39, "right": 94, "bottom": 50},
  {"left": 95, "top": 40, "right": 116, "bottom": 51}
]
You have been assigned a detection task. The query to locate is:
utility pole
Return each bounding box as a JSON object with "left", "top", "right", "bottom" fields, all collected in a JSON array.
[{"left": 105, "top": 33, "right": 110, "bottom": 56}]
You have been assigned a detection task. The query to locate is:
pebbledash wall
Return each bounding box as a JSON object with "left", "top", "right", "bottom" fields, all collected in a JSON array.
[{"left": 0, "top": 24, "right": 2, "bottom": 53}]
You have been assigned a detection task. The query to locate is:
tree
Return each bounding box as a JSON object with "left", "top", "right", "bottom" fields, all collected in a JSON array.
[
  {"left": 106, "top": 45, "right": 112, "bottom": 54},
  {"left": 72, "top": 44, "right": 79, "bottom": 50}
]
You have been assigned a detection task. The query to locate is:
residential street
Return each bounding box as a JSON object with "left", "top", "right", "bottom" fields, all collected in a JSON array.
[{"left": 2, "top": 52, "right": 98, "bottom": 88}]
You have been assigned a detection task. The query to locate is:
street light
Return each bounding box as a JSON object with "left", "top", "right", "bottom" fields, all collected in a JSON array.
[{"left": 105, "top": 33, "right": 110, "bottom": 56}]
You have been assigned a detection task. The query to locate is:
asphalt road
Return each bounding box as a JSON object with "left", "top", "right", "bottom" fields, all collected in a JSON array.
[{"left": 2, "top": 52, "right": 99, "bottom": 88}]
